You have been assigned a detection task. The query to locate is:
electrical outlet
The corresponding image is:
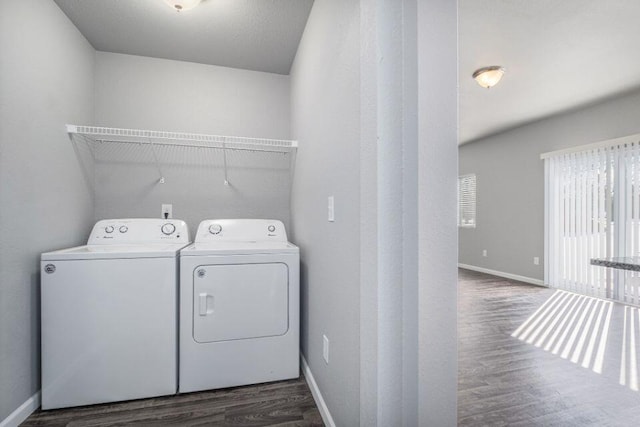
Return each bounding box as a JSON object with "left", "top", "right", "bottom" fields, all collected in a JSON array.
[
  {"left": 534, "top": 257, "right": 540, "bottom": 265},
  {"left": 328, "top": 196, "right": 335, "bottom": 222},
  {"left": 482, "top": 249, "right": 487, "bottom": 257},
  {"left": 323, "top": 334, "right": 330, "bottom": 364},
  {"left": 161, "top": 204, "right": 173, "bottom": 219}
]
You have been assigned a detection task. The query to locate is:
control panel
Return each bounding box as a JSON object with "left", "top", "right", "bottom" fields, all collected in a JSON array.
[
  {"left": 88, "top": 219, "right": 190, "bottom": 245},
  {"left": 195, "top": 219, "right": 287, "bottom": 243}
]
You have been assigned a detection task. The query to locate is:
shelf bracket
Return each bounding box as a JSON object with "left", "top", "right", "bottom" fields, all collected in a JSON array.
[
  {"left": 222, "top": 138, "right": 230, "bottom": 186},
  {"left": 148, "top": 137, "right": 165, "bottom": 184}
]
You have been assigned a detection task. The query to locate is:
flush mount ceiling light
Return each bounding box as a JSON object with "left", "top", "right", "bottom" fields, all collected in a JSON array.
[
  {"left": 165, "top": 0, "right": 201, "bottom": 12},
  {"left": 472, "top": 66, "right": 505, "bottom": 89}
]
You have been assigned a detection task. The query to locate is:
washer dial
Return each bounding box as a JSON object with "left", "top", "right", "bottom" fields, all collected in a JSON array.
[
  {"left": 119, "top": 226, "right": 128, "bottom": 233},
  {"left": 268, "top": 225, "right": 276, "bottom": 232},
  {"left": 161, "top": 223, "right": 176, "bottom": 235},
  {"left": 105, "top": 226, "right": 114, "bottom": 234},
  {"left": 209, "top": 224, "right": 222, "bottom": 235}
]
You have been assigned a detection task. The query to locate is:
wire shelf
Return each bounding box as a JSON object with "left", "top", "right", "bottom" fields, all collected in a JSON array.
[
  {"left": 66, "top": 125, "right": 298, "bottom": 153},
  {"left": 66, "top": 124, "right": 298, "bottom": 186}
]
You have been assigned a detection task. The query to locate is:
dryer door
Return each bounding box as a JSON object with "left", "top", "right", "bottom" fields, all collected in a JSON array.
[{"left": 193, "top": 262, "right": 289, "bottom": 343}]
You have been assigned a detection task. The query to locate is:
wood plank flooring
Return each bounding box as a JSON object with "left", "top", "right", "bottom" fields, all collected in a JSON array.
[
  {"left": 25, "top": 269, "right": 640, "bottom": 426},
  {"left": 22, "top": 374, "right": 323, "bottom": 426},
  {"left": 459, "top": 268, "right": 640, "bottom": 426}
]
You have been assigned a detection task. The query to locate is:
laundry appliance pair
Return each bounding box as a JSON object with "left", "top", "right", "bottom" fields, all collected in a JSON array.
[{"left": 41, "top": 218, "right": 299, "bottom": 410}]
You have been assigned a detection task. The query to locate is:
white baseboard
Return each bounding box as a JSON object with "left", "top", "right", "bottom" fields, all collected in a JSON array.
[
  {"left": 458, "top": 263, "right": 547, "bottom": 287},
  {"left": 300, "top": 354, "right": 336, "bottom": 427},
  {"left": 0, "top": 391, "right": 40, "bottom": 427}
]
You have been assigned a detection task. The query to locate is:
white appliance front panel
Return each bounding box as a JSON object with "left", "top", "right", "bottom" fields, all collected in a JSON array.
[
  {"left": 193, "top": 263, "right": 288, "bottom": 343},
  {"left": 41, "top": 257, "right": 177, "bottom": 409},
  {"left": 179, "top": 252, "right": 299, "bottom": 393}
]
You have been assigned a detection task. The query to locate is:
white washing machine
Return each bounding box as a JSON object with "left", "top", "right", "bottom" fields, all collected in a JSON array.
[
  {"left": 179, "top": 219, "right": 300, "bottom": 393},
  {"left": 41, "top": 218, "right": 189, "bottom": 410}
]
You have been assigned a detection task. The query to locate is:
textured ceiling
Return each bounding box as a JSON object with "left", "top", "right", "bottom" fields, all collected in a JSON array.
[
  {"left": 459, "top": 0, "right": 640, "bottom": 144},
  {"left": 54, "top": 0, "right": 313, "bottom": 75}
]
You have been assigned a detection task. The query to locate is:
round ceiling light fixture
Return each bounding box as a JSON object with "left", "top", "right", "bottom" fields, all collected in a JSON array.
[
  {"left": 165, "top": 0, "right": 202, "bottom": 12},
  {"left": 472, "top": 66, "right": 505, "bottom": 89}
]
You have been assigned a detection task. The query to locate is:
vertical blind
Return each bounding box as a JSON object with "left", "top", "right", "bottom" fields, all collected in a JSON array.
[
  {"left": 544, "top": 135, "right": 640, "bottom": 304},
  {"left": 458, "top": 174, "right": 476, "bottom": 228}
]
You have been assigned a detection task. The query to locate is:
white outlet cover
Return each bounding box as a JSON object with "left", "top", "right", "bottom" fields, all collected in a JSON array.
[
  {"left": 482, "top": 249, "right": 487, "bottom": 257},
  {"left": 534, "top": 257, "right": 540, "bottom": 265},
  {"left": 161, "top": 204, "right": 173, "bottom": 219}
]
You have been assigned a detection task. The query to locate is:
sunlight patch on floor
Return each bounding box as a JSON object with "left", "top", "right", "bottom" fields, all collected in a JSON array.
[
  {"left": 512, "top": 290, "right": 613, "bottom": 375},
  {"left": 620, "top": 306, "right": 640, "bottom": 390}
]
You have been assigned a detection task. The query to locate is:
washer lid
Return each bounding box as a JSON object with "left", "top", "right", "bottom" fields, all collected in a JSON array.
[
  {"left": 41, "top": 243, "right": 190, "bottom": 261},
  {"left": 180, "top": 241, "right": 299, "bottom": 256}
]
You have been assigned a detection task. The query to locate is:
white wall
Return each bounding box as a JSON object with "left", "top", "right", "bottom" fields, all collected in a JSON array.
[
  {"left": 459, "top": 88, "right": 640, "bottom": 281},
  {"left": 289, "top": 0, "right": 362, "bottom": 425},
  {"left": 0, "top": 0, "right": 95, "bottom": 421},
  {"left": 95, "top": 52, "right": 290, "bottom": 138},
  {"left": 293, "top": 0, "right": 458, "bottom": 425},
  {"left": 94, "top": 52, "right": 292, "bottom": 233}
]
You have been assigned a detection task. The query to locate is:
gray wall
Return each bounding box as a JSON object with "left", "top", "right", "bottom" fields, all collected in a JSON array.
[
  {"left": 94, "top": 52, "right": 292, "bottom": 233},
  {"left": 0, "top": 0, "right": 95, "bottom": 421},
  {"left": 459, "top": 88, "right": 640, "bottom": 281},
  {"left": 289, "top": 0, "right": 362, "bottom": 425},
  {"left": 416, "top": 0, "right": 459, "bottom": 424},
  {"left": 292, "top": 0, "right": 458, "bottom": 425}
]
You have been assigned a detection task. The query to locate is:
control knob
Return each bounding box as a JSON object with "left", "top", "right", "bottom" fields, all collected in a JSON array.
[
  {"left": 161, "top": 223, "right": 176, "bottom": 235},
  {"left": 268, "top": 225, "right": 276, "bottom": 232},
  {"left": 105, "top": 226, "right": 114, "bottom": 234},
  {"left": 119, "top": 226, "right": 128, "bottom": 233},
  {"left": 209, "top": 224, "right": 222, "bottom": 235}
]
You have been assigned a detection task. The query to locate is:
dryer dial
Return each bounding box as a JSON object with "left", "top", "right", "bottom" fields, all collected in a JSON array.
[
  {"left": 209, "top": 224, "right": 222, "bottom": 235},
  {"left": 161, "top": 223, "right": 176, "bottom": 235},
  {"left": 105, "top": 226, "right": 114, "bottom": 233}
]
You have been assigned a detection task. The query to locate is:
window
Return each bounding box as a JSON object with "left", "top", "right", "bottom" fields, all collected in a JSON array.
[
  {"left": 458, "top": 174, "right": 476, "bottom": 228},
  {"left": 544, "top": 135, "right": 640, "bottom": 303}
]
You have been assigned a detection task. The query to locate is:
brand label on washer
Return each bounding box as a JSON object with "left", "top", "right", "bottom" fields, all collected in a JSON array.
[{"left": 44, "top": 264, "right": 56, "bottom": 274}]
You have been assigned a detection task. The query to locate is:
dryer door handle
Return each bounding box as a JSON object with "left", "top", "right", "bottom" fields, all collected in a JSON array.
[{"left": 198, "top": 293, "right": 214, "bottom": 316}]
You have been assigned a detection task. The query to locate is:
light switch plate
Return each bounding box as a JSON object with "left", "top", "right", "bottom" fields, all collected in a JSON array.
[
  {"left": 323, "top": 334, "right": 330, "bottom": 364},
  {"left": 328, "top": 196, "right": 335, "bottom": 222}
]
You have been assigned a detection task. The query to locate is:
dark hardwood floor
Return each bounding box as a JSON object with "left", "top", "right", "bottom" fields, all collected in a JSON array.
[
  {"left": 459, "top": 268, "right": 640, "bottom": 426},
  {"left": 26, "top": 269, "right": 640, "bottom": 426},
  {"left": 22, "top": 374, "right": 323, "bottom": 426}
]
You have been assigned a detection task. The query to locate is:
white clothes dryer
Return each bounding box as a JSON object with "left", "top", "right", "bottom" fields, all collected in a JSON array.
[
  {"left": 179, "top": 219, "right": 299, "bottom": 393},
  {"left": 41, "top": 218, "right": 189, "bottom": 410}
]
